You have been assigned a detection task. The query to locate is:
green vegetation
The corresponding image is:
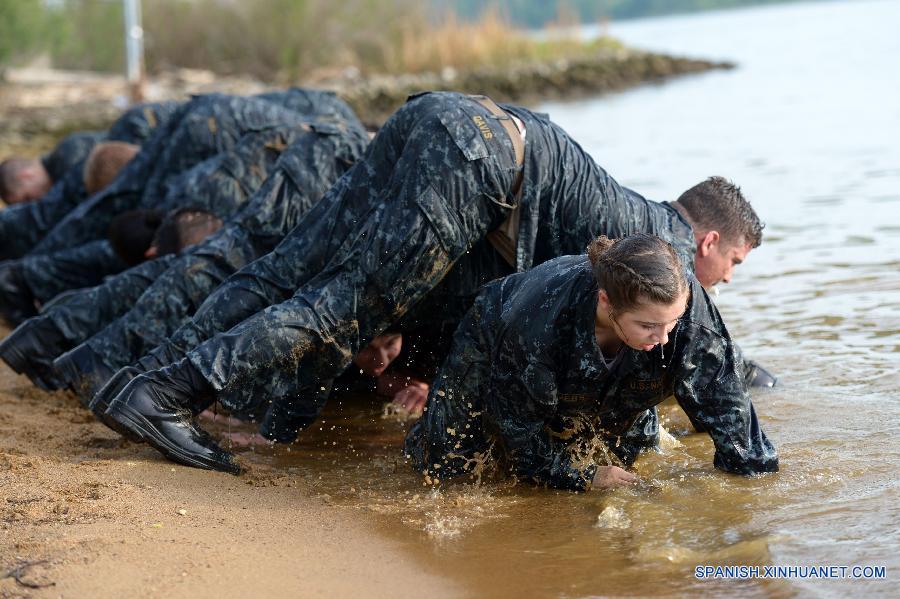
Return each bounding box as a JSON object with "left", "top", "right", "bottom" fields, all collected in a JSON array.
[{"left": 0, "top": 0, "right": 47, "bottom": 72}]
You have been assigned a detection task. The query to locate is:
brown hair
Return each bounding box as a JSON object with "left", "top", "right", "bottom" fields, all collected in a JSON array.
[
  {"left": 674, "top": 176, "right": 764, "bottom": 248},
  {"left": 83, "top": 142, "right": 140, "bottom": 195},
  {"left": 587, "top": 234, "right": 688, "bottom": 314}
]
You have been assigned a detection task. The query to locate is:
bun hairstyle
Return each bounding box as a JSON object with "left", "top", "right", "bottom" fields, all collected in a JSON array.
[{"left": 587, "top": 233, "right": 688, "bottom": 314}]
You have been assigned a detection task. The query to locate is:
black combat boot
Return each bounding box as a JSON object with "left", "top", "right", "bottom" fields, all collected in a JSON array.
[
  {"left": 0, "top": 317, "right": 68, "bottom": 390},
  {"left": 104, "top": 359, "right": 240, "bottom": 474},
  {"left": 743, "top": 360, "right": 777, "bottom": 388},
  {"left": 0, "top": 261, "right": 37, "bottom": 325},
  {"left": 52, "top": 344, "right": 116, "bottom": 406},
  {"left": 89, "top": 366, "right": 146, "bottom": 442}
]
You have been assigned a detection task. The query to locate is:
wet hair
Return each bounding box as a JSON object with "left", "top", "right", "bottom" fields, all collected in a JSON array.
[
  {"left": 83, "top": 142, "right": 140, "bottom": 195},
  {"left": 152, "top": 208, "right": 224, "bottom": 256},
  {"left": 108, "top": 209, "right": 165, "bottom": 266},
  {"left": 0, "top": 158, "right": 40, "bottom": 201},
  {"left": 674, "top": 176, "right": 764, "bottom": 248},
  {"left": 587, "top": 233, "right": 688, "bottom": 314}
]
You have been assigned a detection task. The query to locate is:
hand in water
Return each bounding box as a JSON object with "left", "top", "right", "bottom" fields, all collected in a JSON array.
[
  {"left": 391, "top": 380, "right": 430, "bottom": 416},
  {"left": 592, "top": 466, "right": 639, "bottom": 489},
  {"left": 220, "top": 431, "right": 273, "bottom": 449}
]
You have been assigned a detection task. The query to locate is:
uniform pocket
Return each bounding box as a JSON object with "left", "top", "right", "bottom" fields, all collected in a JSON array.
[
  {"left": 415, "top": 183, "right": 468, "bottom": 256},
  {"left": 437, "top": 107, "right": 491, "bottom": 162}
]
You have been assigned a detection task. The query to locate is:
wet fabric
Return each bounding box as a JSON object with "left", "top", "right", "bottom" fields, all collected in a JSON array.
[
  {"left": 76, "top": 120, "right": 367, "bottom": 381},
  {"left": 14, "top": 114, "right": 351, "bottom": 306},
  {"left": 149, "top": 92, "right": 520, "bottom": 440},
  {"left": 0, "top": 257, "right": 176, "bottom": 386},
  {"left": 20, "top": 240, "right": 127, "bottom": 304},
  {"left": 127, "top": 92, "right": 700, "bottom": 442},
  {"left": 0, "top": 91, "right": 360, "bottom": 376},
  {"left": 0, "top": 102, "right": 180, "bottom": 261},
  {"left": 31, "top": 90, "right": 353, "bottom": 256},
  {"left": 404, "top": 255, "right": 779, "bottom": 491}
]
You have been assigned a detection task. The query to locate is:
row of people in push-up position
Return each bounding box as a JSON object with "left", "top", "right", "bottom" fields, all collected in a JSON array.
[{"left": 0, "top": 89, "right": 778, "bottom": 491}]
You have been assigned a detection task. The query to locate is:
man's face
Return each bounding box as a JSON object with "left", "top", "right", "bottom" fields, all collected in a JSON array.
[
  {"left": 6, "top": 165, "right": 51, "bottom": 205},
  {"left": 694, "top": 233, "right": 752, "bottom": 288},
  {"left": 354, "top": 333, "right": 403, "bottom": 377}
]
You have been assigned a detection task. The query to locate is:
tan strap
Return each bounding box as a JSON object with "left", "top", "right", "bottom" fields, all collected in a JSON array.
[
  {"left": 469, "top": 95, "right": 524, "bottom": 168},
  {"left": 468, "top": 95, "right": 525, "bottom": 269}
]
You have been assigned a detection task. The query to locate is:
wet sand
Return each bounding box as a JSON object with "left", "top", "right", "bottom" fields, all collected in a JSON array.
[{"left": 0, "top": 331, "right": 458, "bottom": 598}]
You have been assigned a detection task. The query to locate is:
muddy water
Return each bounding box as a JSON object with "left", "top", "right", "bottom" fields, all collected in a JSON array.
[{"left": 228, "top": 1, "right": 899, "bottom": 597}]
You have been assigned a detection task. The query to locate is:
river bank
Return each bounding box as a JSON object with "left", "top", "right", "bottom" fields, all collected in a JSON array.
[{"left": 0, "top": 47, "right": 731, "bottom": 155}]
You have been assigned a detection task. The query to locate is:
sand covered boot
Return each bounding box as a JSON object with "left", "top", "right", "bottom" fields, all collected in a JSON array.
[{"left": 89, "top": 366, "right": 146, "bottom": 442}]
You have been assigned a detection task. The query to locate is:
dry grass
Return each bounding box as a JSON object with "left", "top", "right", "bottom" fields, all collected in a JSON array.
[{"left": 39, "top": 0, "right": 618, "bottom": 82}]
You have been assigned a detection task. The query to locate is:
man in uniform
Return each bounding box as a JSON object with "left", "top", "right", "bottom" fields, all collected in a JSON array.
[
  {"left": 94, "top": 91, "right": 772, "bottom": 473},
  {"left": 1, "top": 131, "right": 104, "bottom": 205},
  {"left": 0, "top": 101, "right": 180, "bottom": 261},
  {"left": 0, "top": 90, "right": 357, "bottom": 324}
]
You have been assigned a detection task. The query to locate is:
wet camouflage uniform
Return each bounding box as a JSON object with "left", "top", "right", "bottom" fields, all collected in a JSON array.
[
  {"left": 54, "top": 118, "right": 367, "bottom": 396},
  {"left": 0, "top": 92, "right": 360, "bottom": 382},
  {"left": 405, "top": 255, "right": 779, "bottom": 491},
  {"left": 0, "top": 102, "right": 180, "bottom": 261},
  {"left": 10, "top": 121, "right": 315, "bottom": 310},
  {"left": 0, "top": 92, "right": 352, "bottom": 319},
  {"left": 0, "top": 257, "right": 176, "bottom": 389},
  {"left": 129, "top": 91, "right": 697, "bottom": 443}
]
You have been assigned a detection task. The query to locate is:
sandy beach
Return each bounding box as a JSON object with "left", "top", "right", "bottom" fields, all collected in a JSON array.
[{"left": 0, "top": 324, "right": 458, "bottom": 598}]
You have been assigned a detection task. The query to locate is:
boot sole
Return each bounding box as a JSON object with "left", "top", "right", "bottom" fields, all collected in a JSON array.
[{"left": 112, "top": 403, "right": 241, "bottom": 475}]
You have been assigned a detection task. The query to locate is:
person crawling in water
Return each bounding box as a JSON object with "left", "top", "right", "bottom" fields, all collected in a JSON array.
[{"left": 405, "top": 233, "right": 778, "bottom": 491}]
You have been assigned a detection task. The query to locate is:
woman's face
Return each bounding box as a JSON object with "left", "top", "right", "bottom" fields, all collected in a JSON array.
[{"left": 600, "top": 290, "right": 688, "bottom": 351}]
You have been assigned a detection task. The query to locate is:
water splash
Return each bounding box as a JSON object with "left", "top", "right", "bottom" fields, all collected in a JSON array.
[{"left": 595, "top": 505, "right": 632, "bottom": 529}]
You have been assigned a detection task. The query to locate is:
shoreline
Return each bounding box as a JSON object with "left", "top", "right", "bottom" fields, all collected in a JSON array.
[{"left": 0, "top": 48, "right": 732, "bottom": 154}]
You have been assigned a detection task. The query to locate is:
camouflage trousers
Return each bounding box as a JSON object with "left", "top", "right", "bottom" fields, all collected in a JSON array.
[{"left": 171, "top": 92, "right": 522, "bottom": 440}]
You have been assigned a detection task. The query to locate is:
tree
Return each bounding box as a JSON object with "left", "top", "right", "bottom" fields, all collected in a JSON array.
[{"left": 0, "top": 0, "right": 47, "bottom": 75}]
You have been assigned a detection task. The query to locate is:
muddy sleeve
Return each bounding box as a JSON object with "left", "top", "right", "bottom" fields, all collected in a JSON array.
[
  {"left": 673, "top": 332, "right": 779, "bottom": 475},
  {"left": 486, "top": 354, "right": 597, "bottom": 492}
]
